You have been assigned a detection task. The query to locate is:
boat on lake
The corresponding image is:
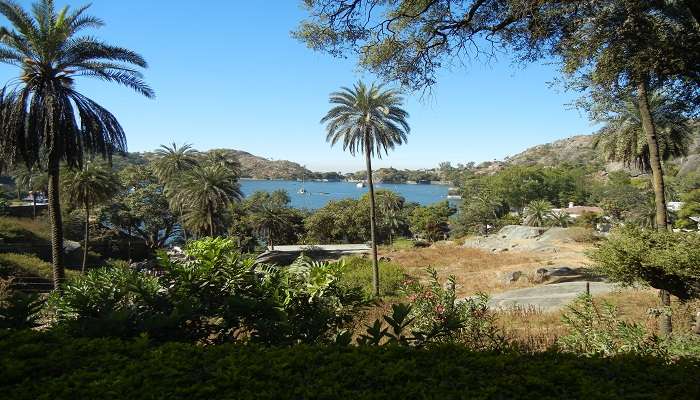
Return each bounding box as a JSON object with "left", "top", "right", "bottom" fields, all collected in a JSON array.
[{"left": 356, "top": 182, "right": 366, "bottom": 188}]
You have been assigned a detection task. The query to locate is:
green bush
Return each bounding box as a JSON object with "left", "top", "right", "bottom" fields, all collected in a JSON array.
[
  {"left": 559, "top": 294, "right": 667, "bottom": 357},
  {"left": 1, "top": 330, "right": 699, "bottom": 400},
  {"left": 0, "top": 279, "right": 44, "bottom": 331},
  {"left": 0, "top": 217, "right": 49, "bottom": 244},
  {"left": 46, "top": 237, "right": 368, "bottom": 345},
  {"left": 338, "top": 256, "right": 406, "bottom": 297}
]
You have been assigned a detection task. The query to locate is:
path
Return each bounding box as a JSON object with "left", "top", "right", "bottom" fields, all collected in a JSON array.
[{"left": 486, "top": 281, "right": 619, "bottom": 312}]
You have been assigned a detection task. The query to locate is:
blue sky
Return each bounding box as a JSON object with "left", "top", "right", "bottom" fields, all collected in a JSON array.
[{"left": 0, "top": 1, "right": 597, "bottom": 172}]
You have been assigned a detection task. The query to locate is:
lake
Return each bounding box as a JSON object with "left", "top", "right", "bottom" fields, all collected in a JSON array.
[{"left": 240, "top": 179, "right": 456, "bottom": 209}]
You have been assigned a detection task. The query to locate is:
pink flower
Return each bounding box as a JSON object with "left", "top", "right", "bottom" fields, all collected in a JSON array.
[{"left": 434, "top": 304, "right": 445, "bottom": 315}]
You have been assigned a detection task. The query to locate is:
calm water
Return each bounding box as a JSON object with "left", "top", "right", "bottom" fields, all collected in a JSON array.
[{"left": 240, "top": 179, "right": 455, "bottom": 209}]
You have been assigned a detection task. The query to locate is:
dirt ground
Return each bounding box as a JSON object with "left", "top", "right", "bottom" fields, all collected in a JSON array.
[{"left": 380, "top": 240, "right": 591, "bottom": 298}]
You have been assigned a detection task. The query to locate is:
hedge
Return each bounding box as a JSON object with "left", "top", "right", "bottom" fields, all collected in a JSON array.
[{"left": 1, "top": 331, "right": 699, "bottom": 400}]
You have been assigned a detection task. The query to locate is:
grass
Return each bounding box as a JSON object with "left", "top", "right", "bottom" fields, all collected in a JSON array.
[
  {"left": 0, "top": 253, "right": 79, "bottom": 281},
  {"left": 338, "top": 256, "right": 407, "bottom": 298},
  {"left": 0, "top": 216, "right": 51, "bottom": 245},
  {"left": 380, "top": 245, "right": 544, "bottom": 297}
]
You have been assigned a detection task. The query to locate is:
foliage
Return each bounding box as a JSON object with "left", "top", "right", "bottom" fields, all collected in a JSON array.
[
  {"left": 2, "top": 330, "right": 699, "bottom": 400},
  {"left": 400, "top": 267, "right": 506, "bottom": 350},
  {"left": 523, "top": 199, "right": 554, "bottom": 227},
  {"left": 676, "top": 189, "right": 700, "bottom": 229},
  {"left": 590, "top": 227, "right": 700, "bottom": 301},
  {"left": 593, "top": 92, "right": 692, "bottom": 172},
  {"left": 101, "top": 166, "right": 180, "bottom": 249},
  {"left": 337, "top": 256, "right": 406, "bottom": 298},
  {"left": 547, "top": 210, "right": 573, "bottom": 228},
  {"left": 408, "top": 201, "right": 454, "bottom": 242},
  {"left": 0, "top": 278, "right": 43, "bottom": 330},
  {"left": 173, "top": 163, "right": 242, "bottom": 237},
  {"left": 45, "top": 237, "right": 368, "bottom": 345},
  {"left": 559, "top": 294, "right": 667, "bottom": 357},
  {"left": 245, "top": 190, "right": 304, "bottom": 249}
]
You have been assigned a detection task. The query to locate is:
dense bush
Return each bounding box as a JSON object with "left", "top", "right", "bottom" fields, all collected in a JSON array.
[
  {"left": 338, "top": 256, "right": 406, "bottom": 297},
  {"left": 0, "top": 279, "right": 43, "bottom": 330},
  {"left": 591, "top": 227, "right": 700, "bottom": 300},
  {"left": 559, "top": 294, "right": 667, "bottom": 357},
  {"left": 1, "top": 330, "right": 699, "bottom": 400},
  {"left": 46, "top": 237, "right": 368, "bottom": 345}
]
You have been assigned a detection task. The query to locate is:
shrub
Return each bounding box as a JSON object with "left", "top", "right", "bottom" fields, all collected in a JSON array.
[
  {"left": 0, "top": 217, "right": 49, "bottom": 244},
  {"left": 0, "top": 279, "right": 43, "bottom": 330},
  {"left": 400, "top": 267, "right": 506, "bottom": 350},
  {"left": 568, "top": 227, "right": 599, "bottom": 243},
  {"left": 1, "top": 330, "right": 699, "bottom": 400},
  {"left": 559, "top": 294, "right": 667, "bottom": 357},
  {"left": 46, "top": 237, "right": 369, "bottom": 345},
  {"left": 338, "top": 256, "right": 406, "bottom": 297},
  {"left": 590, "top": 226, "right": 700, "bottom": 301}
]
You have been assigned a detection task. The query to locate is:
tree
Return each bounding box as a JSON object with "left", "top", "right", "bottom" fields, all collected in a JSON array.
[
  {"left": 243, "top": 190, "right": 305, "bottom": 250},
  {"left": 11, "top": 166, "right": 46, "bottom": 218},
  {"left": 152, "top": 143, "right": 199, "bottom": 240},
  {"left": 523, "top": 200, "right": 554, "bottom": 227},
  {"left": 676, "top": 189, "right": 700, "bottom": 230},
  {"left": 174, "top": 163, "right": 242, "bottom": 237},
  {"left": 321, "top": 81, "right": 410, "bottom": 296},
  {"left": 409, "top": 201, "right": 454, "bottom": 242},
  {"left": 547, "top": 211, "right": 572, "bottom": 228},
  {"left": 62, "top": 162, "right": 120, "bottom": 272},
  {"left": 0, "top": 0, "right": 153, "bottom": 290},
  {"left": 593, "top": 92, "right": 692, "bottom": 174}
]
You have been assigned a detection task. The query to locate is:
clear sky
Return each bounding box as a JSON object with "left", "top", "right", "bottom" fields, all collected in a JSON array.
[{"left": 0, "top": 0, "right": 598, "bottom": 173}]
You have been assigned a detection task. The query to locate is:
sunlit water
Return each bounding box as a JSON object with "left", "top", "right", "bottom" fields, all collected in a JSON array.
[{"left": 240, "top": 179, "right": 457, "bottom": 210}]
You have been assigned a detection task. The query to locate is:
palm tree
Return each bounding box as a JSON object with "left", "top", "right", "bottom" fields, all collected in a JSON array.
[
  {"left": 152, "top": 143, "right": 199, "bottom": 183},
  {"left": 593, "top": 92, "right": 691, "bottom": 175},
  {"left": 321, "top": 81, "right": 410, "bottom": 296},
  {"left": 62, "top": 162, "right": 120, "bottom": 272},
  {"left": 523, "top": 200, "right": 554, "bottom": 227},
  {"left": 593, "top": 91, "right": 692, "bottom": 335},
  {"left": 153, "top": 143, "right": 199, "bottom": 240},
  {"left": 547, "top": 210, "right": 572, "bottom": 228},
  {"left": 12, "top": 166, "right": 44, "bottom": 217},
  {"left": 0, "top": 0, "right": 153, "bottom": 290},
  {"left": 173, "top": 163, "right": 242, "bottom": 237},
  {"left": 249, "top": 204, "right": 293, "bottom": 251}
]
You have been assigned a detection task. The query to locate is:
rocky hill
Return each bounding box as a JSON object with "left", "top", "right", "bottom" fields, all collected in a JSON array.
[
  {"left": 210, "top": 149, "right": 312, "bottom": 180},
  {"left": 483, "top": 127, "right": 700, "bottom": 176}
]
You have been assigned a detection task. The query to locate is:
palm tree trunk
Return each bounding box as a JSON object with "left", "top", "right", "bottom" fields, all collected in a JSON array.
[
  {"left": 82, "top": 201, "right": 90, "bottom": 273},
  {"left": 47, "top": 155, "right": 65, "bottom": 291},
  {"left": 638, "top": 79, "right": 672, "bottom": 337},
  {"left": 364, "top": 140, "right": 380, "bottom": 297}
]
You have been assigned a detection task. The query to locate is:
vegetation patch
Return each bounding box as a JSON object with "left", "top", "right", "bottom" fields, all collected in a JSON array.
[
  {"left": 1, "top": 331, "right": 699, "bottom": 400},
  {"left": 339, "top": 256, "right": 407, "bottom": 297}
]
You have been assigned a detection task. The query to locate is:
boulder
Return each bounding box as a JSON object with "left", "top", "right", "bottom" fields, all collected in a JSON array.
[
  {"left": 502, "top": 271, "right": 522, "bottom": 284},
  {"left": 497, "top": 225, "right": 546, "bottom": 240}
]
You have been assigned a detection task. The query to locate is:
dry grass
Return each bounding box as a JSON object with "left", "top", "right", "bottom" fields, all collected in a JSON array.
[{"left": 380, "top": 245, "right": 546, "bottom": 297}]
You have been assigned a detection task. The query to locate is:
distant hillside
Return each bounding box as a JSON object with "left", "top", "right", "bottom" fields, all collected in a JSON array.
[
  {"left": 208, "top": 149, "right": 312, "bottom": 180},
  {"left": 130, "top": 148, "right": 313, "bottom": 180},
  {"left": 479, "top": 127, "right": 700, "bottom": 176}
]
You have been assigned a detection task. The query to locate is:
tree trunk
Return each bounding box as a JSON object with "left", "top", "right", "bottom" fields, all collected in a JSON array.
[
  {"left": 82, "top": 201, "right": 90, "bottom": 273},
  {"left": 47, "top": 155, "right": 65, "bottom": 291},
  {"left": 32, "top": 192, "right": 37, "bottom": 219},
  {"left": 638, "top": 79, "right": 672, "bottom": 336},
  {"left": 365, "top": 140, "right": 380, "bottom": 297}
]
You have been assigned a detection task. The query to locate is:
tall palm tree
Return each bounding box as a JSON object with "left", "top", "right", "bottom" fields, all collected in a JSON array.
[
  {"left": 62, "top": 162, "right": 120, "bottom": 272},
  {"left": 173, "top": 163, "right": 242, "bottom": 237},
  {"left": 249, "top": 204, "right": 293, "bottom": 251},
  {"left": 0, "top": 0, "right": 153, "bottom": 289},
  {"left": 153, "top": 142, "right": 199, "bottom": 240},
  {"left": 593, "top": 90, "right": 692, "bottom": 336},
  {"left": 12, "top": 166, "right": 44, "bottom": 217},
  {"left": 523, "top": 200, "right": 554, "bottom": 227},
  {"left": 152, "top": 143, "right": 199, "bottom": 183},
  {"left": 321, "top": 81, "right": 410, "bottom": 296},
  {"left": 593, "top": 92, "right": 691, "bottom": 174}
]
